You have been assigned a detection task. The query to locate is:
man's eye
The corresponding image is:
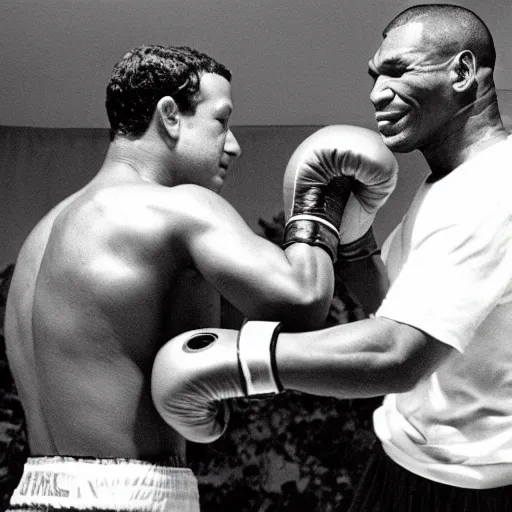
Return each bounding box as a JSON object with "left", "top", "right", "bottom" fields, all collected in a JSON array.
[
  {"left": 369, "top": 67, "right": 405, "bottom": 80},
  {"left": 387, "top": 69, "right": 405, "bottom": 78}
]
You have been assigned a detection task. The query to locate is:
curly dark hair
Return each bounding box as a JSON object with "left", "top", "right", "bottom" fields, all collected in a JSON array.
[{"left": 105, "top": 45, "right": 232, "bottom": 140}]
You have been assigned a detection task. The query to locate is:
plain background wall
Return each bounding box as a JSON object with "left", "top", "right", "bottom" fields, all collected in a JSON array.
[
  {"left": 0, "top": 125, "right": 431, "bottom": 268},
  {"left": 0, "top": 0, "right": 511, "bottom": 267},
  {"left": 1, "top": 0, "right": 511, "bottom": 128}
]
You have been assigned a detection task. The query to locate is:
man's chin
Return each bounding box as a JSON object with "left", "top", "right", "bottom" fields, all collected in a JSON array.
[{"left": 379, "top": 133, "right": 418, "bottom": 154}]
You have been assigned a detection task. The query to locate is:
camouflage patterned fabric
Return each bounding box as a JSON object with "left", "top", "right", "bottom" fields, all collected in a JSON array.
[
  {"left": 191, "top": 393, "right": 380, "bottom": 512},
  {"left": 0, "top": 265, "right": 28, "bottom": 512}
]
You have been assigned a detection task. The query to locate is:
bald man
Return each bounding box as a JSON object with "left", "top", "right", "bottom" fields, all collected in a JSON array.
[
  {"left": 149, "top": 5, "right": 512, "bottom": 511},
  {"left": 357, "top": 6, "right": 512, "bottom": 508}
]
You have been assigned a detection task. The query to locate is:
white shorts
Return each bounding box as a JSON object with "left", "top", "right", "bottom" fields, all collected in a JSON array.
[{"left": 7, "top": 456, "right": 200, "bottom": 511}]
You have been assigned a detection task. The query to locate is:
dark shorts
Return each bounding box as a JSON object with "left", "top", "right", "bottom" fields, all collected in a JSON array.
[
  {"left": 349, "top": 443, "right": 512, "bottom": 512},
  {"left": 7, "top": 456, "right": 200, "bottom": 511}
]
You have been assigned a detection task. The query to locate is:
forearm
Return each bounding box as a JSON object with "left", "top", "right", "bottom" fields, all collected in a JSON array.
[
  {"left": 188, "top": 212, "right": 334, "bottom": 331},
  {"left": 228, "top": 242, "right": 334, "bottom": 331},
  {"left": 278, "top": 243, "right": 334, "bottom": 329},
  {"left": 276, "top": 317, "right": 433, "bottom": 398},
  {"left": 152, "top": 318, "right": 452, "bottom": 443}
]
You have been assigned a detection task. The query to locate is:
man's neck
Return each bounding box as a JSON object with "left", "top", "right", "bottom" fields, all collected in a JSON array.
[
  {"left": 101, "top": 136, "right": 174, "bottom": 186},
  {"left": 421, "top": 97, "right": 508, "bottom": 180}
]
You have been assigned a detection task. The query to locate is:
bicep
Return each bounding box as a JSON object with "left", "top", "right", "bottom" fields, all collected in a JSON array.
[
  {"left": 175, "top": 188, "right": 334, "bottom": 325},
  {"left": 191, "top": 216, "right": 290, "bottom": 295}
]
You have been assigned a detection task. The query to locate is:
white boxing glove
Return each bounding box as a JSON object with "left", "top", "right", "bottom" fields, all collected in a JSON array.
[
  {"left": 283, "top": 125, "right": 398, "bottom": 261},
  {"left": 151, "top": 322, "right": 282, "bottom": 444}
]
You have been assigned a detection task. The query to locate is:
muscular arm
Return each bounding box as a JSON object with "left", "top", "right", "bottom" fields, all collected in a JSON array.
[
  {"left": 276, "top": 317, "right": 454, "bottom": 398},
  {"left": 151, "top": 314, "right": 454, "bottom": 443},
  {"left": 172, "top": 185, "right": 334, "bottom": 331}
]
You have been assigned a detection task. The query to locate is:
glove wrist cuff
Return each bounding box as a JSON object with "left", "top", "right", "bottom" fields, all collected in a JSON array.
[
  {"left": 237, "top": 321, "right": 283, "bottom": 396},
  {"left": 338, "top": 227, "right": 380, "bottom": 262},
  {"left": 283, "top": 216, "right": 338, "bottom": 262}
]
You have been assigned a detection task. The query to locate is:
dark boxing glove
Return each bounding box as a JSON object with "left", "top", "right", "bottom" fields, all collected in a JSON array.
[{"left": 283, "top": 125, "right": 398, "bottom": 262}]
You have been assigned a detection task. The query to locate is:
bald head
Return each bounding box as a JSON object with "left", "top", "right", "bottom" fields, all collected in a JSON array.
[{"left": 383, "top": 4, "right": 496, "bottom": 70}]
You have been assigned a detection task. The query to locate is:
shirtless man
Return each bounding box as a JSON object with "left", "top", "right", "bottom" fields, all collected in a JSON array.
[{"left": 4, "top": 45, "right": 397, "bottom": 511}]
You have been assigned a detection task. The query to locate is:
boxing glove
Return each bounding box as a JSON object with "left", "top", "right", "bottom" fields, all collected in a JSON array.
[
  {"left": 151, "top": 322, "right": 282, "bottom": 443},
  {"left": 283, "top": 125, "right": 398, "bottom": 262}
]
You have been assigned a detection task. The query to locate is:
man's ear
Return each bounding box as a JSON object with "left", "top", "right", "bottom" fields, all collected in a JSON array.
[
  {"left": 451, "top": 50, "right": 477, "bottom": 93},
  {"left": 156, "top": 96, "right": 180, "bottom": 140}
]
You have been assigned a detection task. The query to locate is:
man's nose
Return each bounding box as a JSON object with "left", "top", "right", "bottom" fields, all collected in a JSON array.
[
  {"left": 225, "top": 130, "right": 242, "bottom": 160},
  {"left": 370, "top": 78, "right": 395, "bottom": 110}
]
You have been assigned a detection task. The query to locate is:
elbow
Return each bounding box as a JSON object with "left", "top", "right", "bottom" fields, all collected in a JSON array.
[
  {"left": 365, "top": 321, "right": 422, "bottom": 394},
  {"left": 285, "top": 290, "right": 332, "bottom": 331},
  {"left": 258, "top": 280, "right": 332, "bottom": 332},
  {"left": 388, "top": 359, "right": 437, "bottom": 393},
  {"left": 378, "top": 323, "right": 443, "bottom": 394},
  {"left": 301, "top": 284, "right": 332, "bottom": 313},
  {"left": 368, "top": 351, "right": 417, "bottom": 395},
  {"left": 387, "top": 362, "right": 420, "bottom": 393},
  {"left": 248, "top": 295, "right": 329, "bottom": 331},
  {"left": 393, "top": 344, "right": 453, "bottom": 393}
]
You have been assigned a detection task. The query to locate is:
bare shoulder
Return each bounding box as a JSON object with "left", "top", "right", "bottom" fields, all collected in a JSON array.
[
  {"left": 144, "top": 183, "right": 239, "bottom": 218},
  {"left": 95, "top": 182, "right": 245, "bottom": 234},
  {"left": 55, "top": 182, "right": 251, "bottom": 269},
  {"left": 11, "top": 182, "right": 248, "bottom": 290}
]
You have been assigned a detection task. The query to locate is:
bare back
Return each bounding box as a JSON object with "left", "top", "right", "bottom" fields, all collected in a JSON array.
[{"left": 4, "top": 171, "right": 219, "bottom": 460}]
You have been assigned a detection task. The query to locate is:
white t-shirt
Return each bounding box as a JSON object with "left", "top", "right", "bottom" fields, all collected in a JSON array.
[{"left": 374, "top": 135, "right": 512, "bottom": 489}]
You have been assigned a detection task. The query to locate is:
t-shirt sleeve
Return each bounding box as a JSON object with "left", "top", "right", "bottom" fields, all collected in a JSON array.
[{"left": 376, "top": 204, "right": 512, "bottom": 352}]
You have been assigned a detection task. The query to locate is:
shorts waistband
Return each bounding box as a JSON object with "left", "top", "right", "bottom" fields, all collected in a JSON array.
[
  {"left": 8, "top": 456, "right": 200, "bottom": 512},
  {"left": 25, "top": 454, "right": 187, "bottom": 467}
]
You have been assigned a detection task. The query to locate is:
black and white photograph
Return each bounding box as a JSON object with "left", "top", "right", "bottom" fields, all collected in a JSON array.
[{"left": 1, "top": 1, "right": 512, "bottom": 511}]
